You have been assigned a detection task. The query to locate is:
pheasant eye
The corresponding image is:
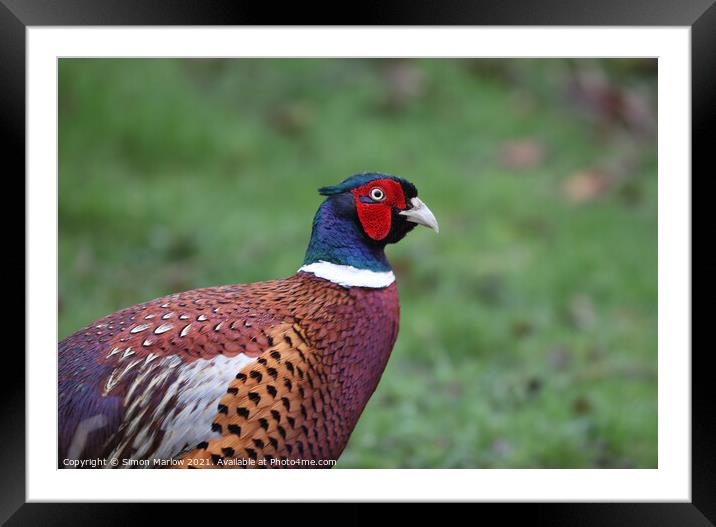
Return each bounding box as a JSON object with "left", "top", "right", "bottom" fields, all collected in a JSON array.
[{"left": 369, "top": 187, "right": 385, "bottom": 201}]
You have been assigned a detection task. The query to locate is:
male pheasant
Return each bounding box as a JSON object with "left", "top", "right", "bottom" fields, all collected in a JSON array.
[{"left": 58, "top": 172, "right": 438, "bottom": 468}]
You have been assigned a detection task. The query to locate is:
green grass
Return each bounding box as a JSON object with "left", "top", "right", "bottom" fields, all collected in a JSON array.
[{"left": 59, "top": 58, "right": 657, "bottom": 468}]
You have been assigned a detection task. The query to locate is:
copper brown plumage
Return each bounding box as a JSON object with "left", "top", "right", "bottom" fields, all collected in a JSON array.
[{"left": 58, "top": 172, "right": 438, "bottom": 468}]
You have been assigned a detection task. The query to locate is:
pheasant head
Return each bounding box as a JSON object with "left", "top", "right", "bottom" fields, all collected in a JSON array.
[{"left": 303, "top": 172, "right": 439, "bottom": 276}]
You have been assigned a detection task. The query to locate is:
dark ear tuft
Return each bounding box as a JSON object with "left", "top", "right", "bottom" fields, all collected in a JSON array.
[
  {"left": 319, "top": 172, "right": 408, "bottom": 197},
  {"left": 318, "top": 185, "right": 343, "bottom": 196}
]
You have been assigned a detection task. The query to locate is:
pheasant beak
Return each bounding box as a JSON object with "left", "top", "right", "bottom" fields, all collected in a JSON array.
[{"left": 399, "top": 197, "right": 440, "bottom": 233}]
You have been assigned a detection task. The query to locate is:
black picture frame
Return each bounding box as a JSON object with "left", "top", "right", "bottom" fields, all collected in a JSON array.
[{"left": 5, "top": 0, "right": 710, "bottom": 523}]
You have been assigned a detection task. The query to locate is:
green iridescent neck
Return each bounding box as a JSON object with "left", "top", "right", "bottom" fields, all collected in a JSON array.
[{"left": 303, "top": 194, "right": 391, "bottom": 273}]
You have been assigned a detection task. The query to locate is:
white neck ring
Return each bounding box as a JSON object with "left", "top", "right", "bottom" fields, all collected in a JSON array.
[{"left": 298, "top": 261, "right": 395, "bottom": 288}]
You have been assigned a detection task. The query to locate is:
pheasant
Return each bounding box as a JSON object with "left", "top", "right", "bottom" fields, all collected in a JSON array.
[{"left": 58, "top": 172, "right": 438, "bottom": 468}]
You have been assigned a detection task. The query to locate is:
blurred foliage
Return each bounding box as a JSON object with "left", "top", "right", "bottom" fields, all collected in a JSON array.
[{"left": 59, "top": 58, "right": 657, "bottom": 468}]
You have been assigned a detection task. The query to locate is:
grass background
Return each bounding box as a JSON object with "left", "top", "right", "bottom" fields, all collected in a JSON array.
[{"left": 59, "top": 58, "right": 657, "bottom": 468}]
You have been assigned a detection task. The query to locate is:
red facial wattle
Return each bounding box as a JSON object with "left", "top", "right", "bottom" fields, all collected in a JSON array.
[{"left": 351, "top": 179, "right": 407, "bottom": 241}]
